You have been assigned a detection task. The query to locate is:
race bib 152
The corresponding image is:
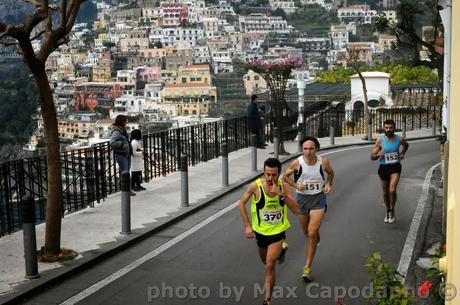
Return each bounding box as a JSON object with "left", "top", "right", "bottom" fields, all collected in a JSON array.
[{"left": 384, "top": 152, "right": 399, "bottom": 164}]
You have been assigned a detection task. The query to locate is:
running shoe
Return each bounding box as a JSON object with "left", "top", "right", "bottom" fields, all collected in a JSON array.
[
  {"left": 388, "top": 211, "right": 395, "bottom": 224},
  {"left": 384, "top": 212, "right": 390, "bottom": 223},
  {"left": 278, "top": 241, "right": 288, "bottom": 264},
  {"left": 262, "top": 299, "right": 271, "bottom": 305},
  {"left": 302, "top": 266, "right": 312, "bottom": 282}
]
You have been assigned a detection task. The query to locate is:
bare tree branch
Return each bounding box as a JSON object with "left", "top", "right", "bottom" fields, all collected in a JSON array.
[
  {"left": 61, "top": 0, "right": 68, "bottom": 30},
  {"left": 30, "top": 30, "right": 46, "bottom": 41},
  {"left": 0, "top": 22, "right": 7, "bottom": 33},
  {"left": 23, "top": 0, "right": 60, "bottom": 10},
  {"left": 0, "top": 39, "right": 19, "bottom": 46},
  {"left": 0, "top": 29, "right": 10, "bottom": 39},
  {"left": 0, "top": 23, "right": 16, "bottom": 37},
  {"left": 46, "top": 10, "right": 53, "bottom": 32},
  {"left": 24, "top": 7, "right": 48, "bottom": 34},
  {"left": 23, "top": 0, "right": 43, "bottom": 8},
  {"left": 65, "top": 0, "right": 83, "bottom": 31}
]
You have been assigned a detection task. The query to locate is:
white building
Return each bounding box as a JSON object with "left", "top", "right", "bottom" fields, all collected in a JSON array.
[
  {"left": 380, "top": 10, "right": 397, "bottom": 24},
  {"left": 347, "top": 72, "right": 393, "bottom": 111},
  {"left": 243, "top": 70, "right": 268, "bottom": 95},
  {"left": 212, "top": 56, "right": 233, "bottom": 73},
  {"left": 116, "top": 70, "right": 137, "bottom": 86},
  {"left": 144, "top": 83, "right": 163, "bottom": 103},
  {"left": 202, "top": 17, "right": 219, "bottom": 32},
  {"left": 238, "top": 14, "right": 288, "bottom": 33},
  {"left": 111, "top": 96, "right": 147, "bottom": 118},
  {"left": 217, "top": 0, "right": 235, "bottom": 15},
  {"left": 269, "top": 0, "right": 297, "bottom": 14},
  {"left": 193, "top": 45, "right": 212, "bottom": 64},
  {"left": 337, "top": 5, "right": 378, "bottom": 25},
  {"left": 94, "top": 119, "right": 140, "bottom": 140},
  {"left": 84, "top": 51, "right": 100, "bottom": 66},
  {"left": 149, "top": 28, "right": 205, "bottom": 47},
  {"left": 329, "top": 24, "right": 349, "bottom": 50}
]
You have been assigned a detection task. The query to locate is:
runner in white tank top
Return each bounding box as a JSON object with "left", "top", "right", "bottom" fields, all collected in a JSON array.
[
  {"left": 283, "top": 136, "right": 334, "bottom": 282},
  {"left": 295, "top": 155, "right": 326, "bottom": 195}
]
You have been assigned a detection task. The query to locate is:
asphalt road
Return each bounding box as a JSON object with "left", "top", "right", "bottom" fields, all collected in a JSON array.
[{"left": 20, "top": 139, "right": 440, "bottom": 305}]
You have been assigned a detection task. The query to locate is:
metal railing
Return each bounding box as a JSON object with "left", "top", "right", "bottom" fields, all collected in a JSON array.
[
  {"left": 0, "top": 106, "right": 441, "bottom": 236},
  {"left": 142, "top": 117, "right": 249, "bottom": 181},
  {"left": 0, "top": 117, "right": 249, "bottom": 236},
  {"left": 299, "top": 106, "right": 442, "bottom": 138}
]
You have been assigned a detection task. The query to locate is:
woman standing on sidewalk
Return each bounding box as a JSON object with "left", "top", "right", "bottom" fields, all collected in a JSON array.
[
  {"left": 110, "top": 115, "right": 135, "bottom": 196},
  {"left": 130, "top": 129, "right": 146, "bottom": 191}
]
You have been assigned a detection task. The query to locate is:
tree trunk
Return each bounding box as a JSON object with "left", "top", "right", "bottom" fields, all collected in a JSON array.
[
  {"left": 358, "top": 73, "right": 371, "bottom": 140},
  {"left": 33, "top": 68, "right": 63, "bottom": 256},
  {"left": 270, "top": 100, "right": 290, "bottom": 155}
]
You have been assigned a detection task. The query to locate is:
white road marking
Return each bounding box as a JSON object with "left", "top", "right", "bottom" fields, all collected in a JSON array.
[
  {"left": 59, "top": 201, "right": 240, "bottom": 305},
  {"left": 397, "top": 163, "right": 440, "bottom": 283}
]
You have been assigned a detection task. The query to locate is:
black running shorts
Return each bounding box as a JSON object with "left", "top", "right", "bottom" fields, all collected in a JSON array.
[
  {"left": 378, "top": 163, "right": 402, "bottom": 181},
  {"left": 254, "top": 231, "right": 286, "bottom": 248}
]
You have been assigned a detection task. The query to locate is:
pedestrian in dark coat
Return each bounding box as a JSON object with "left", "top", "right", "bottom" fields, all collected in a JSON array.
[{"left": 247, "top": 94, "right": 266, "bottom": 148}]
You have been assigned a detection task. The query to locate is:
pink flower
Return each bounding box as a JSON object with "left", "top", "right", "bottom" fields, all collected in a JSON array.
[{"left": 418, "top": 280, "right": 432, "bottom": 296}]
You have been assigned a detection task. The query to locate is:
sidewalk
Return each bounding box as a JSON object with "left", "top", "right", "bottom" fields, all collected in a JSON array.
[{"left": 0, "top": 129, "right": 436, "bottom": 304}]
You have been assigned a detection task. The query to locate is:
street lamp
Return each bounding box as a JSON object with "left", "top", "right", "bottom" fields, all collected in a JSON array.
[{"left": 296, "top": 79, "right": 307, "bottom": 126}]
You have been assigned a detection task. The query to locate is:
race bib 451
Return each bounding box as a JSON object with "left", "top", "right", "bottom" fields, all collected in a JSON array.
[{"left": 304, "top": 179, "right": 321, "bottom": 191}]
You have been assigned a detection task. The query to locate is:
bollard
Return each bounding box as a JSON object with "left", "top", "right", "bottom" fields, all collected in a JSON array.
[
  {"left": 120, "top": 171, "right": 131, "bottom": 235},
  {"left": 251, "top": 133, "right": 257, "bottom": 172},
  {"left": 298, "top": 123, "right": 304, "bottom": 153},
  {"left": 402, "top": 116, "right": 407, "bottom": 139},
  {"left": 180, "top": 154, "right": 189, "bottom": 207},
  {"left": 330, "top": 124, "right": 335, "bottom": 146},
  {"left": 222, "top": 142, "right": 229, "bottom": 187},
  {"left": 367, "top": 124, "right": 372, "bottom": 142},
  {"left": 22, "top": 196, "right": 39, "bottom": 279},
  {"left": 432, "top": 113, "right": 436, "bottom": 136},
  {"left": 273, "top": 127, "right": 279, "bottom": 160}
]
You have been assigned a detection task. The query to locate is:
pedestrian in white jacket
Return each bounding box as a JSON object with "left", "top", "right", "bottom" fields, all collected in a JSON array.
[{"left": 130, "top": 129, "right": 146, "bottom": 191}]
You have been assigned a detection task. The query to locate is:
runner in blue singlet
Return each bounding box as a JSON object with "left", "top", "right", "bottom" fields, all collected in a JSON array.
[{"left": 371, "top": 119, "right": 409, "bottom": 224}]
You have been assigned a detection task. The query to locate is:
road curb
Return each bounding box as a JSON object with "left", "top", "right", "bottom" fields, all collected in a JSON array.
[{"left": 0, "top": 135, "right": 437, "bottom": 304}]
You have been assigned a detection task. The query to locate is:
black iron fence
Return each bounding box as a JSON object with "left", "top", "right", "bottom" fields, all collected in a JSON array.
[
  {"left": 142, "top": 117, "right": 249, "bottom": 180},
  {"left": 0, "top": 117, "right": 249, "bottom": 236},
  {"left": 300, "top": 105, "right": 442, "bottom": 138},
  {"left": 0, "top": 107, "right": 441, "bottom": 237}
]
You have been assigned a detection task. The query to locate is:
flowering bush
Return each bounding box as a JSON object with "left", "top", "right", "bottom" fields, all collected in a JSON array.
[
  {"left": 418, "top": 280, "right": 432, "bottom": 296},
  {"left": 245, "top": 57, "right": 302, "bottom": 103},
  {"left": 245, "top": 57, "right": 302, "bottom": 80},
  {"left": 418, "top": 244, "right": 447, "bottom": 304}
]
